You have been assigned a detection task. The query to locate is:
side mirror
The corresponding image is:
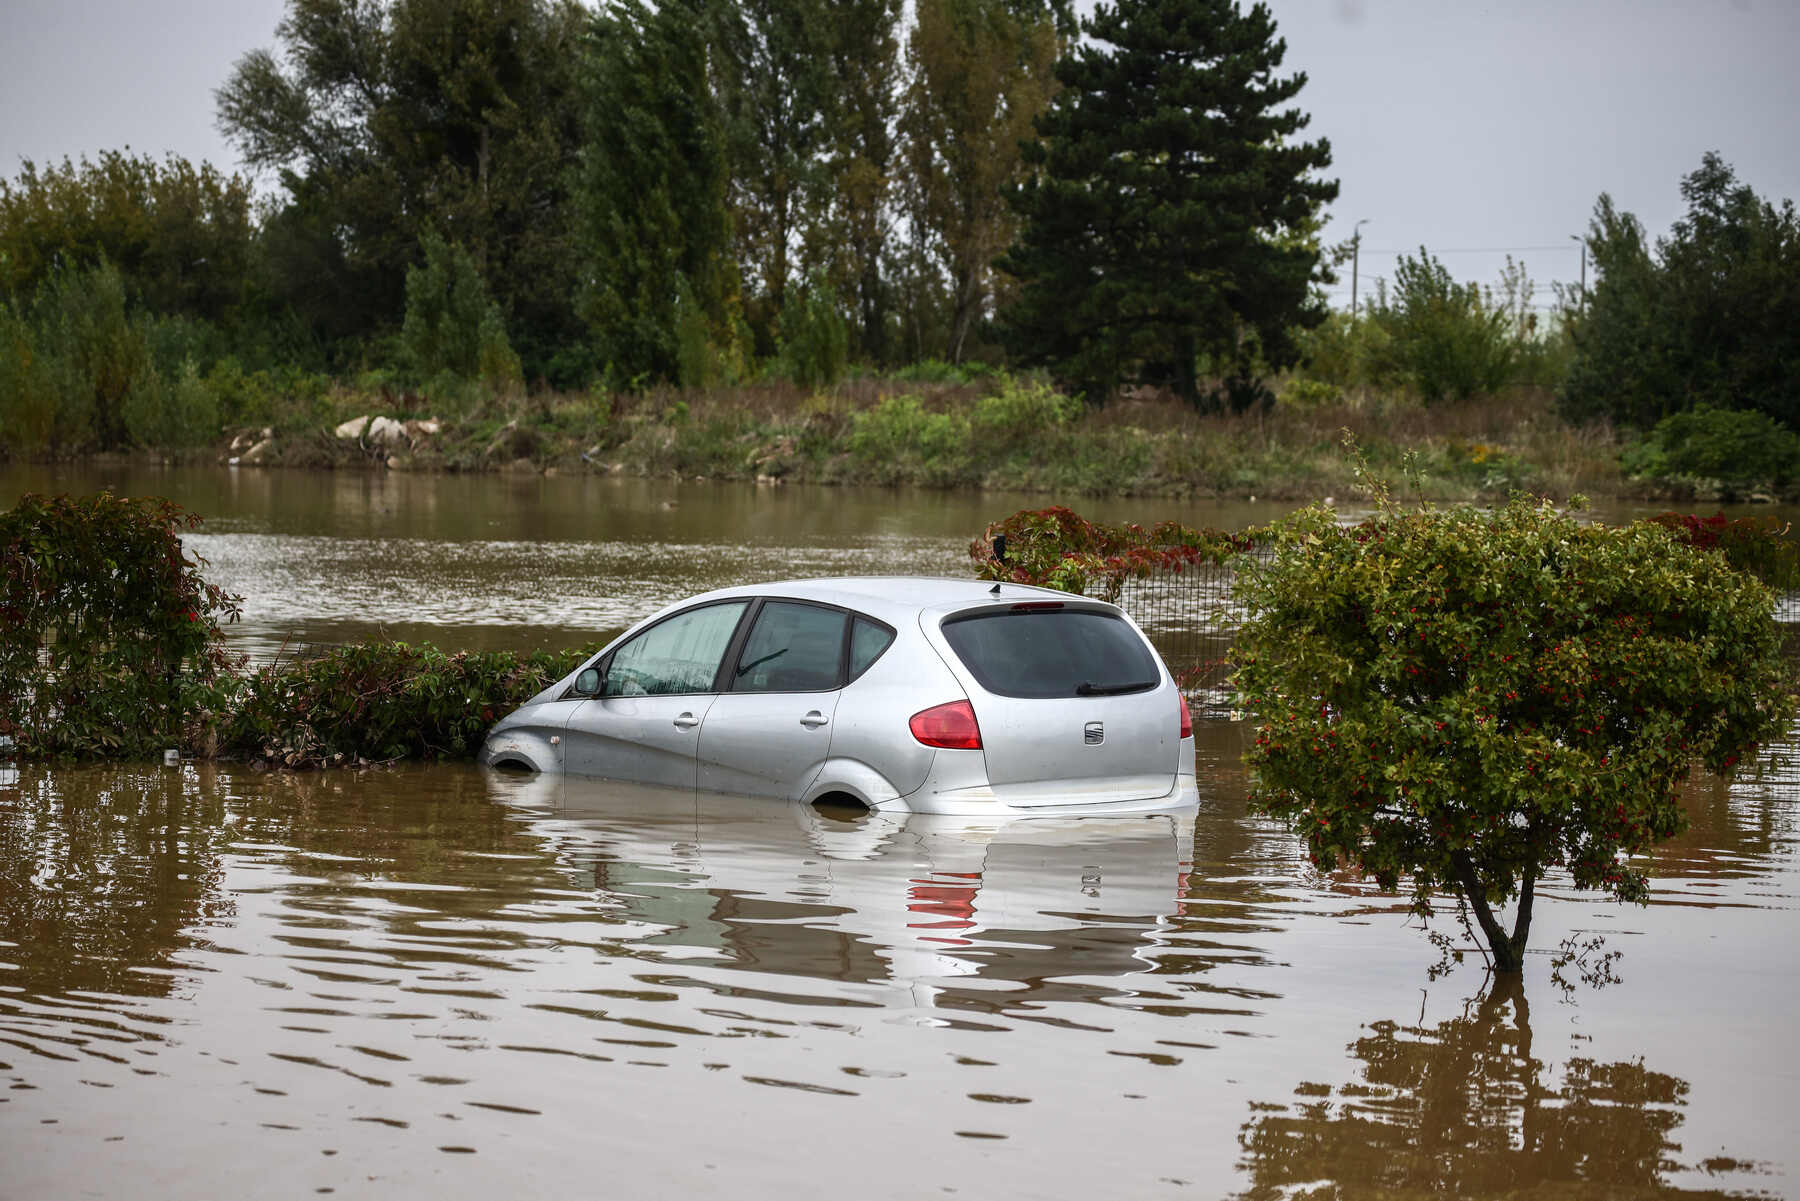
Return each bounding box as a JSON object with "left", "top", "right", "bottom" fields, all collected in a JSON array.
[{"left": 574, "top": 666, "right": 603, "bottom": 697}]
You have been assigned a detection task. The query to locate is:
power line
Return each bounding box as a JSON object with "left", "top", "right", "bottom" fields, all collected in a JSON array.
[{"left": 1358, "top": 245, "right": 1580, "bottom": 255}]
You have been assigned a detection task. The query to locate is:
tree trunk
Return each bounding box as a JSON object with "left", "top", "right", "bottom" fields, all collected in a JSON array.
[{"left": 1451, "top": 851, "right": 1536, "bottom": 973}]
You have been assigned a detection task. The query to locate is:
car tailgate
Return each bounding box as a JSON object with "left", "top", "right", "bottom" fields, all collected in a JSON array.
[
  {"left": 974, "top": 690, "right": 1178, "bottom": 806},
  {"left": 919, "top": 601, "right": 1180, "bottom": 806}
]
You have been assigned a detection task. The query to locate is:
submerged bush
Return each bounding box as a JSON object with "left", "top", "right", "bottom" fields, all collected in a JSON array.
[
  {"left": 1234, "top": 492, "right": 1796, "bottom": 973},
  {"left": 0, "top": 491, "right": 241, "bottom": 758},
  {"left": 221, "top": 641, "right": 597, "bottom": 768}
]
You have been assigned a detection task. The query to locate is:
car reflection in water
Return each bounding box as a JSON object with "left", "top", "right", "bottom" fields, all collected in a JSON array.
[{"left": 486, "top": 768, "right": 1195, "bottom": 1017}]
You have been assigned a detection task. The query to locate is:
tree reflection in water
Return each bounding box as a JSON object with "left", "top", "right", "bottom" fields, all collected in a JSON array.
[
  {"left": 1234, "top": 976, "right": 1758, "bottom": 1200},
  {"left": 0, "top": 763, "right": 232, "bottom": 1001}
]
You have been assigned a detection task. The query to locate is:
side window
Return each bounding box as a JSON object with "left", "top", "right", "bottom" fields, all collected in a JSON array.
[
  {"left": 848, "top": 617, "right": 895, "bottom": 681},
  {"left": 731, "top": 602, "right": 847, "bottom": 693},
  {"left": 602, "top": 601, "right": 748, "bottom": 697}
]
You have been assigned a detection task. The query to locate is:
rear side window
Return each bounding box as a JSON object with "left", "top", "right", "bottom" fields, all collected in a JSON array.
[
  {"left": 849, "top": 617, "right": 895, "bottom": 680},
  {"left": 732, "top": 601, "right": 848, "bottom": 692},
  {"left": 941, "top": 608, "right": 1159, "bottom": 699}
]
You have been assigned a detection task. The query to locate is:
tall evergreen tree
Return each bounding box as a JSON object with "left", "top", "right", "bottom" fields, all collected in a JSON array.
[{"left": 1000, "top": 0, "right": 1336, "bottom": 407}]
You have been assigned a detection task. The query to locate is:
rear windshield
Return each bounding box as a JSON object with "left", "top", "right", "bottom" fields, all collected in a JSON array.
[{"left": 940, "top": 608, "right": 1160, "bottom": 699}]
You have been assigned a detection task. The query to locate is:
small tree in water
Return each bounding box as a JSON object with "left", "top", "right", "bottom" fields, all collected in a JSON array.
[{"left": 1231, "top": 488, "right": 1794, "bottom": 972}]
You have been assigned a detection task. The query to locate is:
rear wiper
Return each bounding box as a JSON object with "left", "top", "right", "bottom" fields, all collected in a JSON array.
[{"left": 1075, "top": 679, "right": 1155, "bottom": 696}]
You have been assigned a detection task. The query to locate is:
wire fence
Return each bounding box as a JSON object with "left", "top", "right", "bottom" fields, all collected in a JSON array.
[{"left": 1110, "top": 547, "right": 1274, "bottom": 701}]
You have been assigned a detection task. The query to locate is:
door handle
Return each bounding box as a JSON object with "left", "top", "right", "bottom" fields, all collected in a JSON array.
[
  {"left": 673, "top": 712, "right": 700, "bottom": 730},
  {"left": 800, "top": 711, "right": 829, "bottom": 729}
]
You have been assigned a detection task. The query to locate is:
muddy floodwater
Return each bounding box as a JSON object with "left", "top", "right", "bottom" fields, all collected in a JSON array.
[{"left": 4, "top": 466, "right": 1800, "bottom": 1198}]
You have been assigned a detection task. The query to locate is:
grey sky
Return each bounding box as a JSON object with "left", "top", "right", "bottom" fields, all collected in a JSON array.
[{"left": 3, "top": 0, "right": 1796, "bottom": 306}]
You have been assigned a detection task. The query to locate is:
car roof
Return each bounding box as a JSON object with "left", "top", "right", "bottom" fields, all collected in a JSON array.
[{"left": 680, "top": 576, "right": 1092, "bottom": 625}]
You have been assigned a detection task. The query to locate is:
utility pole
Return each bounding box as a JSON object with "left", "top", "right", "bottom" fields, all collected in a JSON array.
[
  {"left": 1570, "top": 232, "right": 1586, "bottom": 298},
  {"left": 1351, "top": 219, "right": 1369, "bottom": 321}
]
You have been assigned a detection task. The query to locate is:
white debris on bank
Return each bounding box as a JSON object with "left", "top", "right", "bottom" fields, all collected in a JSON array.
[
  {"left": 332, "top": 414, "right": 442, "bottom": 444},
  {"left": 224, "top": 415, "right": 445, "bottom": 467},
  {"left": 227, "top": 427, "right": 275, "bottom": 465}
]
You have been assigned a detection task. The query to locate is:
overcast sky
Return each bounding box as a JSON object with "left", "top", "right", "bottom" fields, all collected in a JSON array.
[{"left": 3, "top": 0, "right": 1796, "bottom": 306}]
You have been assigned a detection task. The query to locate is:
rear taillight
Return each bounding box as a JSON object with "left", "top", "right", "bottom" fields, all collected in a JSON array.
[
  {"left": 1178, "top": 692, "right": 1193, "bottom": 740},
  {"left": 910, "top": 700, "right": 982, "bottom": 749}
]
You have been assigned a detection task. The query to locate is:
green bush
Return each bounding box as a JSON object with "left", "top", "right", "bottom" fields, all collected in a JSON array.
[
  {"left": 1292, "top": 310, "right": 1389, "bottom": 392},
  {"left": 122, "top": 357, "right": 220, "bottom": 448},
  {"left": 1628, "top": 407, "right": 1800, "bottom": 492},
  {"left": 970, "top": 377, "right": 1080, "bottom": 450},
  {"left": 221, "top": 641, "right": 595, "bottom": 768},
  {"left": 0, "top": 299, "right": 53, "bottom": 452},
  {"left": 28, "top": 258, "right": 156, "bottom": 449},
  {"left": 401, "top": 231, "right": 521, "bottom": 391},
  {"left": 846, "top": 394, "right": 971, "bottom": 484},
  {"left": 891, "top": 358, "right": 995, "bottom": 385},
  {"left": 1, "top": 492, "right": 242, "bottom": 758},
  {"left": 1276, "top": 376, "right": 1342, "bottom": 409},
  {"left": 778, "top": 279, "right": 850, "bottom": 389},
  {"left": 1233, "top": 493, "right": 1796, "bottom": 972}
]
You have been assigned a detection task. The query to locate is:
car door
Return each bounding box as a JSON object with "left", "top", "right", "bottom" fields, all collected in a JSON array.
[
  {"left": 564, "top": 600, "right": 750, "bottom": 788},
  {"left": 697, "top": 600, "right": 848, "bottom": 799}
]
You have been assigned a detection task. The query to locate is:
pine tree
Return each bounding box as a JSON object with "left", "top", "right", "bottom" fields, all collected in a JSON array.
[{"left": 1001, "top": 0, "right": 1336, "bottom": 407}]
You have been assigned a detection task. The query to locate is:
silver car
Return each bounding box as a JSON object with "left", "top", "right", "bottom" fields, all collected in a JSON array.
[{"left": 481, "top": 577, "right": 1198, "bottom": 816}]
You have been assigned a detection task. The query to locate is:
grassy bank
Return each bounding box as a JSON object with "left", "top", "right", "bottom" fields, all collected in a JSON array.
[{"left": 6, "top": 367, "right": 1773, "bottom": 503}]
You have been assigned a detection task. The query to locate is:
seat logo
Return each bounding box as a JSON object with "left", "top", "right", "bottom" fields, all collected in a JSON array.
[{"left": 1084, "top": 721, "right": 1104, "bottom": 745}]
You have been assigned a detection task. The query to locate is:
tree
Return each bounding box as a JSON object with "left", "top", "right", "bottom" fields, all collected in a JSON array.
[
  {"left": 901, "top": 0, "right": 1061, "bottom": 365},
  {"left": 572, "top": 0, "right": 738, "bottom": 386},
  {"left": 707, "top": 0, "right": 836, "bottom": 343},
  {"left": 1362, "top": 249, "right": 1524, "bottom": 403},
  {"left": 1561, "top": 153, "right": 1800, "bottom": 430},
  {"left": 1001, "top": 0, "right": 1336, "bottom": 406},
  {"left": 1238, "top": 979, "right": 1746, "bottom": 1198},
  {"left": 1232, "top": 492, "right": 1794, "bottom": 973},
  {"left": 400, "top": 230, "right": 520, "bottom": 389},
  {"left": 816, "top": 0, "right": 903, "bottom": 363},
  {"left": 0, "top": 152, "right": 254, "bottom": 324},
  {"left": 14, "top": 259, "right": 155, "bottom": 451},
  {"left": 216, "top": 0, "right": 588, "bottom": 367}
]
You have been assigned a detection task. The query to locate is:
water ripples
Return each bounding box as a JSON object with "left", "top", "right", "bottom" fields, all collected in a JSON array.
[{"left": 4, "top": 749, "right": 1798, "bottom": 1197}]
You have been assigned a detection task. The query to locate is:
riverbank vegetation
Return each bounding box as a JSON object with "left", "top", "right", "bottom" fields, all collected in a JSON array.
[
  {"left": 2, "top": 3, "right": 1796, "bottom": 501},
  {"left": 1, "top": 491, "right": 588, "bottom": 766}
]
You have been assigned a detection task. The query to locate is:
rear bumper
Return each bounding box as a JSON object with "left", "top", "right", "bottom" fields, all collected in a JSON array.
[{"left": 883, "top": 744, "right": 1200, "bottom": 817}]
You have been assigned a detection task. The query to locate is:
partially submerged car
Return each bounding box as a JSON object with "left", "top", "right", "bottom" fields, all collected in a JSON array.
[{"left": 481, "top": 577, "right": 1198, "bottom": 816}]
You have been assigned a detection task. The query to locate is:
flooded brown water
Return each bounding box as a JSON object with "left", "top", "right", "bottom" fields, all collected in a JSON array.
[
  {"left": 4, "top": 730, "right": 1796, "bottom": 1199},
  {"left": 9, "top": 463, "right": 1787, "bottom": 661},
  {"left": 4, "top": 466, "right": 1800, "bottom": 1197}
]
